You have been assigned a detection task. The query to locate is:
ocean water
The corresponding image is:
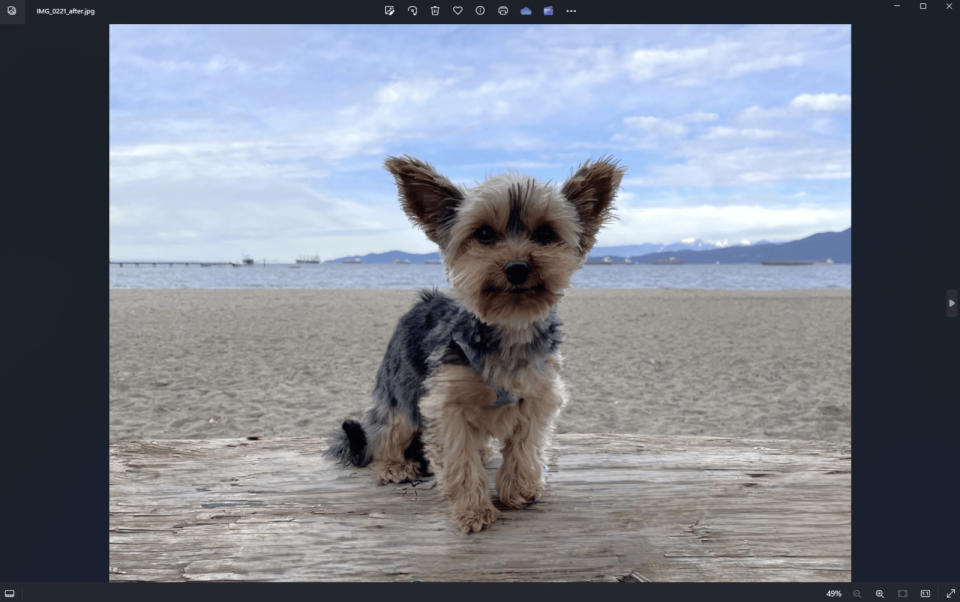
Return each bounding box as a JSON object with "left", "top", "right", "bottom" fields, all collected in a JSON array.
[{"left": 109, "top": 262, "right": 850, "bottom": 290}]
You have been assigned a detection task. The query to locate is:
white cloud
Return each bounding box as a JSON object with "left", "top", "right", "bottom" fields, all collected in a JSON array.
[
  {"left": 625, "top": 30, "right": 812, "bottom": 87},
  {"left": 613, "top": 115, "right": 690, "bottom": 150},
  {"left": 628, "top": 46, "right": 714, "bottom": 82},
  {"left": 623, "top": 116, "right": 688, "bottom": 137},
  {"left": 375, "top": 77, "right": 453, "bottom": 105},
  {"left": 624, "top": 146, "right": 850, "bottom": 187},
  {"left": 739, "top": 92, "right": 851, "bottom": 122},
  {"left": 679, "top": 112, "right": 719, "bottom": 123},
  {"left": 601, "top": 204, "right": 850, "bottom": 246},
  {"left": 727, "top": 52, "right": 805, "bottom": 76},
  {"left": 789, "top": 93, "right": 851, "bottom": 112},
  {"left": 701, "top": 126, "right": 786, "bottom": 141}
]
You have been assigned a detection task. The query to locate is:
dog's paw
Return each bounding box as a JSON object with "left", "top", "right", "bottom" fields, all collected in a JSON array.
[
  {"left": 454, "top": 504, "right": 500, "bottom": 533},
  {"left": 497, "top": 477, "right": 543, "bottom": 508},
  {"left": 372, "top": 460, "right": 422, "bottom": 484}
]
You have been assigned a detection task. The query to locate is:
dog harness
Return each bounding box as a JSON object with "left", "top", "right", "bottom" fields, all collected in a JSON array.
[{"left": 451, "top": 327, "right": 521, "bottom": 408}]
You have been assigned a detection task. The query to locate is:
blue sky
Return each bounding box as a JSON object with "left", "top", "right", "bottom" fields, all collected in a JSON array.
[{"left": 110, "top": 24, "right": 850, "bottom": 261}]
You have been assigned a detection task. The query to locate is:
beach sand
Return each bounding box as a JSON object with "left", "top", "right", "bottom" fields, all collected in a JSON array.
[{"left": 110, "top": 289, "right": 850, "bottom": 443}]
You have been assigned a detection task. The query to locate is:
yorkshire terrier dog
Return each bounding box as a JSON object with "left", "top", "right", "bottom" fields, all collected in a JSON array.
[{"left": 330, "top": 156, "right": 624, "bottom": 533}]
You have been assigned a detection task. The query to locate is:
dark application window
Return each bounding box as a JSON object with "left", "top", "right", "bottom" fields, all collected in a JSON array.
[{"left": 0, "top": 1, "right": 956, "bottom": 600}]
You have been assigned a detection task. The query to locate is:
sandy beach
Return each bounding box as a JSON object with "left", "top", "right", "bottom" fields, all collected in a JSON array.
[{"left": 109, "top": 288, "right": 850, "bottom": 444}]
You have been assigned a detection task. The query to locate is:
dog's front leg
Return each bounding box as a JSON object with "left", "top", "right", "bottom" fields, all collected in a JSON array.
[
  {"left": 421, "top": 365, "right": 500, "bottom": 533},
  {"left": 496, "top": 372, "right": 565, "bottom": 509}
]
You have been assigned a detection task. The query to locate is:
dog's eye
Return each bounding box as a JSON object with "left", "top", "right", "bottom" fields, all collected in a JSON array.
[
  {"left": 532, "top": 224, "right": 557, "bottom": 245},
  {"left": 475, "top": 225, "right": 497, "bottom": 245}
]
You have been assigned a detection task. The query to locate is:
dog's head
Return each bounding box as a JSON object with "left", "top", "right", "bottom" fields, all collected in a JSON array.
[{"left": 385, "top": 156, "right": 624, "bottom": 325}]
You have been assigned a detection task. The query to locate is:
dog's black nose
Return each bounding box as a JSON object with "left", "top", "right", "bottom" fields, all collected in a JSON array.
[{"left": 504, "top": 261, "right": 531, "bottom": 285}]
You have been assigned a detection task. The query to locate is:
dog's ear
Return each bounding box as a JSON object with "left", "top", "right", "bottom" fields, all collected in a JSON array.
[
  {"left": 561, "top": 157, "right": 625, "bottom": 255},
  {"left": 385, "top": 156, "right": 464, "bottom": 246}
]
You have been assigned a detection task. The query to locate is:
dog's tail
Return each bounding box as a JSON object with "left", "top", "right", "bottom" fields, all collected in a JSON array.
[{"left": 327, "top": 419, "right": 371, "bottom": 467}]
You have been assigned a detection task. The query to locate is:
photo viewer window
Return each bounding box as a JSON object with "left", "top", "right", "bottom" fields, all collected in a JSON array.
[{"left": 1, "top": 1, "right": 956, "bottom": 600}]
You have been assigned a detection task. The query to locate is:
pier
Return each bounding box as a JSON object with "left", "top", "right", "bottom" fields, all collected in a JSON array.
[{"left": 110, "top": 261, "right": 242, "bottom": 267}]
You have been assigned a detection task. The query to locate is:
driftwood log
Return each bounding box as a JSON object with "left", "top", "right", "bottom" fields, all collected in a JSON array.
[{"left": 109, "top": 434, "right": 850, "bottom": 582}]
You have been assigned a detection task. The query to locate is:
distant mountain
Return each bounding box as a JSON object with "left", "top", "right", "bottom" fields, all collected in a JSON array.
[
  {"left": 325, "top": 250, "right": 441, "bottom": 264},
  {"left": 326, "top": 229, "right": 849, "bottom": 265},
  {"left": 591, "top": 238, "right": 747, "bottom": 257},
  {"left": 625, "top": 228, "right": 850, "bottom": 264}
]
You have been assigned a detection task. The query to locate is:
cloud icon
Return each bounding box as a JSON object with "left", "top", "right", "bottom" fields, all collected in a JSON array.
[{"left": 520, "top": 6, "right": 532, "bottom": 14}]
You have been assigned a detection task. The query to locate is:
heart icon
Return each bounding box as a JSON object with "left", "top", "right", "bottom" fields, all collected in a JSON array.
[{"left": 453, "top": 5, "right": 463, "bottom": 14}]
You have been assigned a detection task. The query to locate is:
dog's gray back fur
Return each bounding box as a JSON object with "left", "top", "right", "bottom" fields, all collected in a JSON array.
[{"left": 328, "top": 289, "right": 562, "bottom": 467}]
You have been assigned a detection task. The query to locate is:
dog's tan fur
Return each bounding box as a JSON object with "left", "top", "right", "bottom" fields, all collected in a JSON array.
[
  {"left": 416, "top": 356, "right": 566, "bottom": 532},
  {"left": 446, "top": 182, "right": 584, "bottom": 326},
  {"left": 369, "top": 413, "right": 421, "bottom": 485},
  {"left": 357, "top": 156, "right": 624, "bottom": 533}
]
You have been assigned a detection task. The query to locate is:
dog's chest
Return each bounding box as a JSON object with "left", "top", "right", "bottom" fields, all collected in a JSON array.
[
  {"left": 480, "top": 338, "right": 559, "bottom": 400},
  {"left": 446, "top": 310, "right": 562, "bottom": 402}
]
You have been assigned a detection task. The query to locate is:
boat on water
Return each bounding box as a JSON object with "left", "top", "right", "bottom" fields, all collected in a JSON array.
[
  {"left": 296, "top": 255, "right": 321, "bottom": 264},
  {"left": 242, "top": 255, "right": 255, "bottom": 266},
  {"left": 393, "top": 258, "right": 411, "bottom": 264},
  {"left": 653, "top": 257, "right": 684, "bottom": 265},
  {"left": 586, "top": 255, "right": 630, "bottom": 265},
  {"left": 342, "top": 257, "right": 362, "bottom": 264}
]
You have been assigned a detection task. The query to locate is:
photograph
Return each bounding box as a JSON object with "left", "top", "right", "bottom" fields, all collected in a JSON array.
[{"left": 109, "top": 24, "right": 851, "bottom": 581}]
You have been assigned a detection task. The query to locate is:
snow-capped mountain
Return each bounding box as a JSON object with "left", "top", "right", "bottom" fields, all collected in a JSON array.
[{"left": 591, "top": 238, "right": 751, "bottom": 257}]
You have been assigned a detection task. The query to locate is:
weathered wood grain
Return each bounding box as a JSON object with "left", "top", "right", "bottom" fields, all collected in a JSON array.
[{"left": 109, "top": 434, "right": 850, "bottom": 582}]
